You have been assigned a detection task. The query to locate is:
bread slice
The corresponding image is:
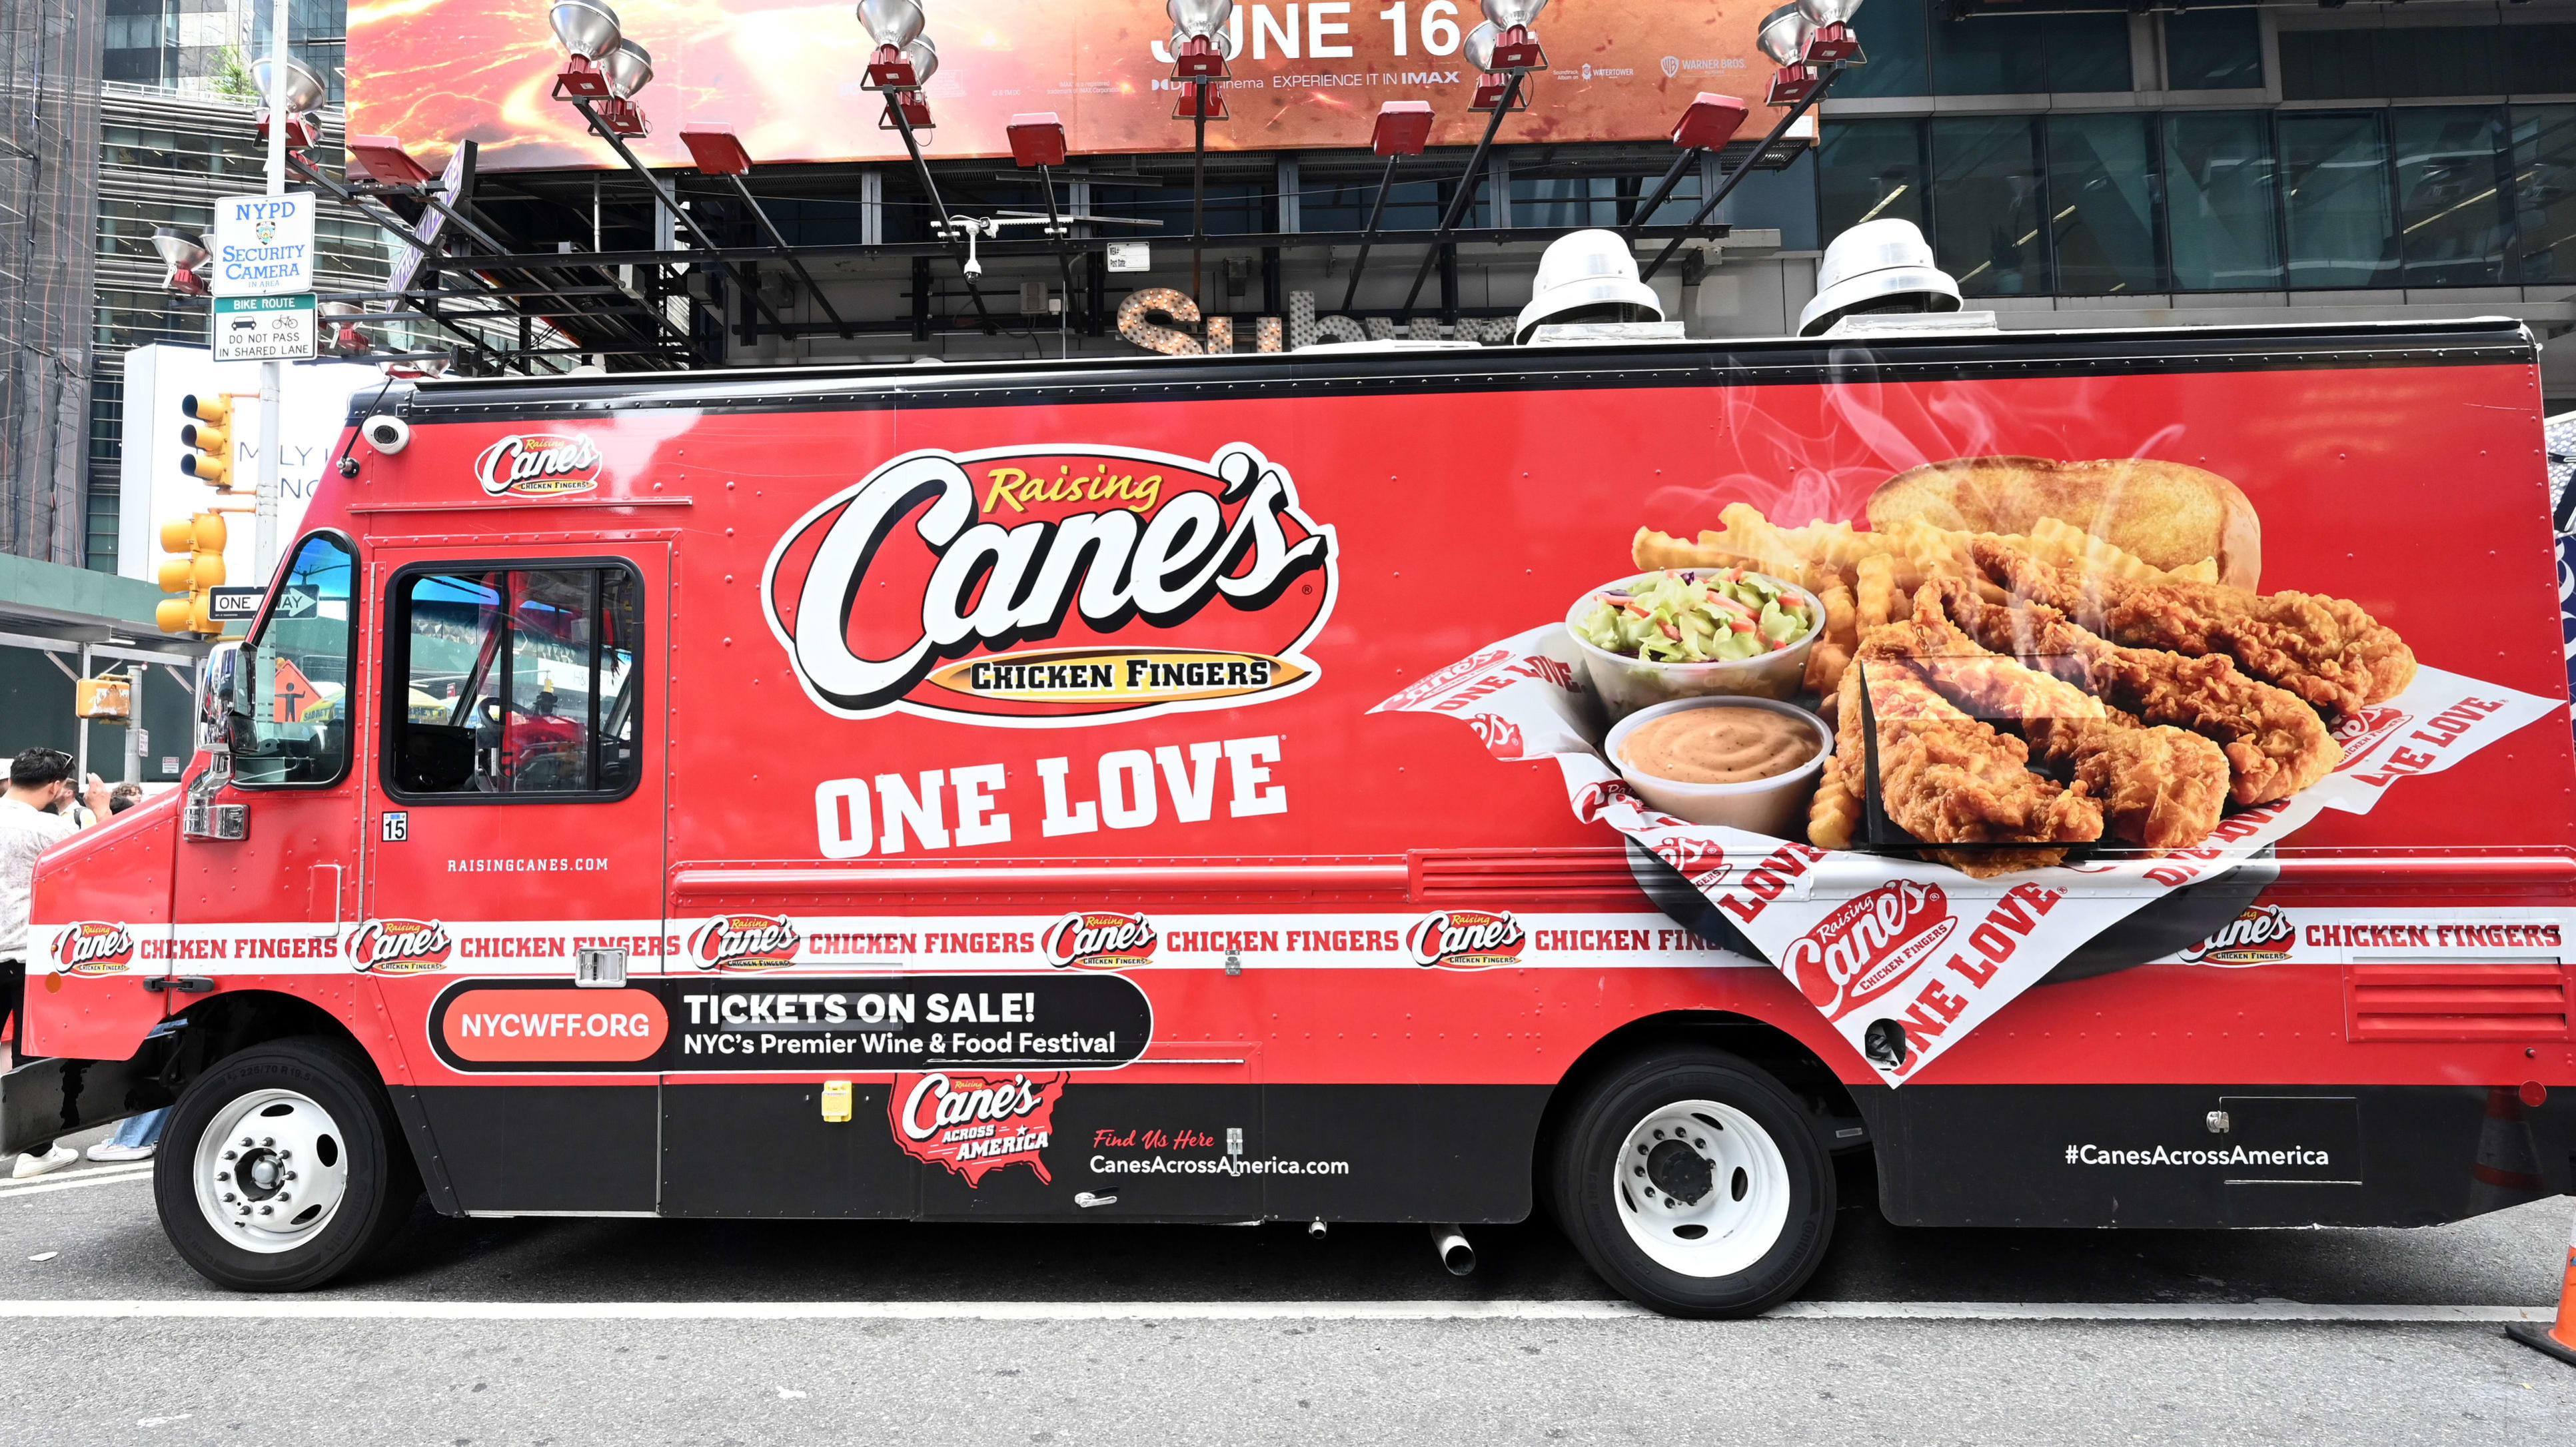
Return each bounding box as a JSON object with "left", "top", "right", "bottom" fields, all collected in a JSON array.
[{"left": 1866, "top": 456, "right": 2261, "bottom": 589}]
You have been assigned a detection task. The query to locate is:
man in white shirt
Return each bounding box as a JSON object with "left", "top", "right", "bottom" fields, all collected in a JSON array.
[{"left": 1, "top": 747, "right": 112, "bottom": 1178}]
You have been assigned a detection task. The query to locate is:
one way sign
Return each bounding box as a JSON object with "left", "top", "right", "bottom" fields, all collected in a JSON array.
[{"left": 209, "top": 584, "right": 321, "bottom": 623}]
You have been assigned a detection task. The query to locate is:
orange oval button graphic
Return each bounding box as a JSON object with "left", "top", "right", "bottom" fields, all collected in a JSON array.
[{"left": 439, "top": 988, "right": 667, "bottom": 1062}]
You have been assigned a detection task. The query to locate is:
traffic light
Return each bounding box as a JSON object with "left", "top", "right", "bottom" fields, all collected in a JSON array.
[
  {"left": 154, "top": 512, "right": 227, "bottom": 635},
  {"left": 180, "top": 393, "right": 233, "bottom": 490}
]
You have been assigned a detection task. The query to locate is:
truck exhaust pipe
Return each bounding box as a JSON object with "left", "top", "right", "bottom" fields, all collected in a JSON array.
[{"left": 1429, "top": 1223, "right": 1475, "bottom": 1276}]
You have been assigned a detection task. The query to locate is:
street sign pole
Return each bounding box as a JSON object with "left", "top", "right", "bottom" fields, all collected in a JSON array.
[{"left": 257, "top": 0, "right": 289, "bottom": 585}]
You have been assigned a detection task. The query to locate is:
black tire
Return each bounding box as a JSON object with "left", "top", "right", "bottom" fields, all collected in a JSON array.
[
  {"left": 153, "top": 1036, "right": 422, "bottom": 1292},
  {"left": 1550, "top": 1047, "right": 1835, "bottom": 1318}
]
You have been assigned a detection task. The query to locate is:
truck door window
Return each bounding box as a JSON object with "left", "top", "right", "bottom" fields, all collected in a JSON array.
[
  {"left": 387, "top": 564, "right": 642, "bottom": 800},
  {"left": 233, "top": 532, "right": 356, "bottom": 787}
]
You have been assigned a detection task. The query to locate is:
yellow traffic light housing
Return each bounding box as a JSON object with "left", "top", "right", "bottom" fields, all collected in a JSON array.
[
  {"left": 181, "top": 393, "right": 236, "bottom": 490},
  {"left": 155, "top": 511, "right": 229, "bottom": 635},
  {"left": 153, "top": 595, "right": 215, "bottom": 635}
]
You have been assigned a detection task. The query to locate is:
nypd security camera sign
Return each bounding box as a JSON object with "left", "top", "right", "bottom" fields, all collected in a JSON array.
[{"left": 209, "top": 193, "right": 315, "bottom": 297}]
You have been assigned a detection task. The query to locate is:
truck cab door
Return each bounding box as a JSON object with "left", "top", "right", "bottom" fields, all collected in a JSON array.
[
  {"left": 362, "top": 544, "right": 668, "bottom": 1216},
  {"left": 173, "top": 530, "right": 364, "bottom": 1029}
]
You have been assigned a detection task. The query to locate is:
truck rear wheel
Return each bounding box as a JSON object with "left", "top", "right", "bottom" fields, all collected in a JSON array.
[
  {"left": 1550, "top": 1048, "right": 1834, "bottom": 1318},
  {"left": 153, "top": 1037, "right": 421, "bottom": 1292}
]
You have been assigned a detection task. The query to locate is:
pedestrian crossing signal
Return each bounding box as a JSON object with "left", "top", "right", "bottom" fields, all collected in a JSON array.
[{"left": 154, "top": 512, "right": 228, "bottom": 634}]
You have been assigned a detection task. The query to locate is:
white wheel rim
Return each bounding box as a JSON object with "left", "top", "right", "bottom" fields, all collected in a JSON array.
[
  {"left": 1609, "top": 1098, "right": 1792, "bottom": 1278},
  {"left": 189, "top": 1089, "right": 351, "bottom": 1254}
]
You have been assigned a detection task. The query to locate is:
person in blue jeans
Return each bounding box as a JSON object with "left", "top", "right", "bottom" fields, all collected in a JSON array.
[
  {"left": 87, "top": 1107, "right": 164, "bottom": 1163},
  {"left": 86, "top": 1019, "right": 181, "bottom": 1163}
]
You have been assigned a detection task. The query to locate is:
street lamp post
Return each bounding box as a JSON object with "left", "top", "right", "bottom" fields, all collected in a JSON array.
[
  {"left": 1340, "top": 101, "right": 1434, "bottom": 313},
  {"left": 1637, "top": 0, "right": 1867, "bottom": 283},
  {"left": 1397, "top": 9, "right": 1543, "bottom": 315},
  {"left": 1167, "top": 0, "right": 1237, "bottom": 316},
  {"left": 255, "top": 0, "right": 293, "bottom": 582}
]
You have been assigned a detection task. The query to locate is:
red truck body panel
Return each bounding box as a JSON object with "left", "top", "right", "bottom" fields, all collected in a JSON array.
[{"left": 27, "top": 320, "right": 2575, "bottom": 1227}]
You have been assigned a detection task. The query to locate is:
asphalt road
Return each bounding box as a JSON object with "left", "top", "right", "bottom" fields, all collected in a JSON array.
[{"left": 0, "top": 1131, "right": 2569, "bottom": 1446}]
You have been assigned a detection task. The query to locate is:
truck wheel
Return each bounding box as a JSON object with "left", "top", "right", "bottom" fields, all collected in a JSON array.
[
  {"left": 1550, "top": 1048, "right": 1834, "bottom": 1318},
  {"left": 153, "top": 1037, "right": 421, "bottom": 1292}
]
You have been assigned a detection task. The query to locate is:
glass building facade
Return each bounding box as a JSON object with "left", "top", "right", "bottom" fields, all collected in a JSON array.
[{"left": 1819, "top": 8, "right": 2576, "bottom": 303}]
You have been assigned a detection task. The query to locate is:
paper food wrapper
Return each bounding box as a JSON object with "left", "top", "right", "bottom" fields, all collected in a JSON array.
[{"left": 1372, "top": 626, "right": 2564, "bottom": 1085}]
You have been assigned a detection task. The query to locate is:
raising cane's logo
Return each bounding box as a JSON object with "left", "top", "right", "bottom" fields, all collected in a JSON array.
[
  {"left": 474, "top": 434, "right": 602, "bottom": 499},
  {"left": 761, "top": 443, "right": 1337, "bottom": 726},
  {"left": 2183, "top": 904, "right": 2296, "bottom": 965},
  {"left": 1405, "top": 909, "right": 1527, "bottom": 969},
  {"left": 1384, "top": 648, "right": 1509, "bottom": 711},
  {"left": 1782, "top": 881, "right": 1956, "bottom": 1021},
  {"left": 346, "top": 918, "right": 454, "bottom": 974},
  {"left": 688, "top": 913, "right": 802, "bottom": 972},
  {"left": 1465, "top": 713, "right": 1525, "bottom": 759},
  {"left": 1571, "top": 778, "right": 1638, "bottom": 824},
  {"left": 2331, "top": 706, "right": 2411, "bottom": 769},
  {"left": 1649, "top": 835, "right": 1731, "bottom": 889},
  {"left": 1042, "top": 911, "right": 1157, "bottom": 970},
  {"left": 891, "top": 1070, "right": 1069, "bottom": 1185},
  {"left": 50, "top": 921, "right": 135, "bottom": 976}
]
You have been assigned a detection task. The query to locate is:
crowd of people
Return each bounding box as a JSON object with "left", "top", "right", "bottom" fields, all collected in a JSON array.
[{"left": 1, "top": 747, "right": 160, "bottom": 1179}]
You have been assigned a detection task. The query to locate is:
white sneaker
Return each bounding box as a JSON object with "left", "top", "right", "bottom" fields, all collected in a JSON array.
[
  {"left": 12, "top": 1145, "right": 79, "bottom": 1179},
  {"left": 85, "top": 1142, "right": 154, "bottom": 1163}
]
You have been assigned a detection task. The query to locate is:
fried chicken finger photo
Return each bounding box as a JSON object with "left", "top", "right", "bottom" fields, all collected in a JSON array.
[
  {"left": 1844, "top": 655, "right": 2105, "bottom": 876},
  {"left": 1886, "top": 591, "right": 2229, "bottom": 854},
  {"left": 1924, "top": 578, "right": 2341, "bottom": 806},
  {"left": 1974, "top": 540, "right": 2415, "bottom": 718}
]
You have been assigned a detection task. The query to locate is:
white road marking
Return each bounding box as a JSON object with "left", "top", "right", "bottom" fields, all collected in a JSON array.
[
  {"left": 0, "top": 1299, "right": 2549, "bottom": 1324},
  {"left": 0, "top": 1165, "right": 153, "bottom": 1200}
]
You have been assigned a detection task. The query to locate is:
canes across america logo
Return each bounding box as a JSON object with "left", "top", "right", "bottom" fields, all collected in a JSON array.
[
  {"left": 890, "top": 1071, "right": 1068, "bottom": 1185},
  {"left": 347, "top": 918, "right": 453, "bottom": 974},
  {"left": 51, "top": 921, "right": 135, "bottom": 975},
  {"left": 762, "top": 443, "right": 1337, "bottom": 726}
]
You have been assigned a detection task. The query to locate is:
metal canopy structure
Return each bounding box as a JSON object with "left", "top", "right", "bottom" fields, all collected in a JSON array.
[{"left": 279, "top": 124, "right": 1810, "bottom": 372}]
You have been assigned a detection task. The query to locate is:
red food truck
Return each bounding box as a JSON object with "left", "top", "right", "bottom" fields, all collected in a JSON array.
[{"left": 7, "top": 317, "right": 2571, "bottom": 1316}]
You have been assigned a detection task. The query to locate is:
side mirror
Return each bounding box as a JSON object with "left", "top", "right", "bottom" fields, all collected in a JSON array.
[{"left": 197, "top": 642, "right": 241, "bottom": 755}]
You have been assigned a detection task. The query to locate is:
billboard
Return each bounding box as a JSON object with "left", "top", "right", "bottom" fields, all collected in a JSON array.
[
  {"left": 117, "top": 344, "right": 386, "bottom": 593},
  {"left": 346, "top": 0, "right": 1776, "bottom": 172}
]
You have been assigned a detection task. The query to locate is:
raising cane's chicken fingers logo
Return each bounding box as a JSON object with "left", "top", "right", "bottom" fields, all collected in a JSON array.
[
  {"left": 1043, "top": 911, "right": 1157, "bottom": 970},
  {"left": 51, "top": 922, "right": 135, "bottom": 976},
  {"left": 688, "top": 913, "right": 802, "bottom": 972},
  {"left": 1405, "top": 909, "right": 1527, "bottom": 969},
  {"left": 761, "top": 442, "right": 1337, "bottom": 726},
  {"left": 1783, "top": 881, "right": 1956, "bottom": 1021},
  {"left": 474, "top": 433, "right": 602, "bottom": 498},
  {"left": 347, "top": 918, "right": 454, "bottom": 974},
  {"left": 2182, "top": 904, "right": 2296, "bottom": 965},
  {"left": 891, "top": 1071, "right": 1068, "bottom": 1185}
]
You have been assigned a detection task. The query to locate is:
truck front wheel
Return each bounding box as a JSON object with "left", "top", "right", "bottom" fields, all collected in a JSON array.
[
  {"left": 1550, "top": 1048, "right": 1836, "bottom": 1317},
  {"left": 154, "top": 1037, "right": 421, "bottom": 1291}
]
